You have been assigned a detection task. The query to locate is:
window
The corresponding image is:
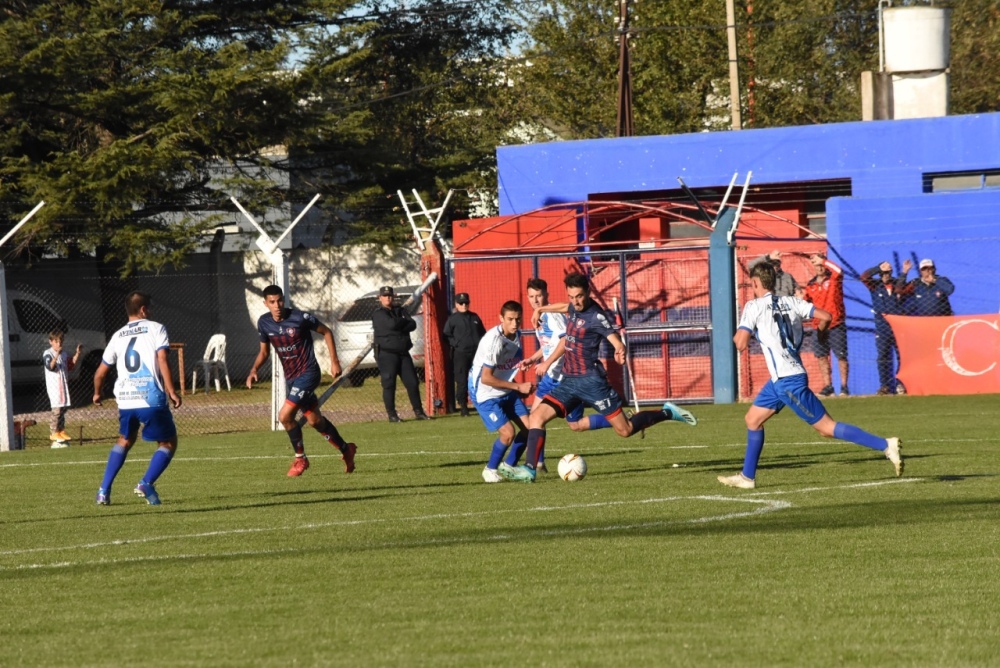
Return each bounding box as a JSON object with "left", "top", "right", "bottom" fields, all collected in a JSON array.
[{"left": 924, "top": 170, "right": 1000, "bottom": 193}]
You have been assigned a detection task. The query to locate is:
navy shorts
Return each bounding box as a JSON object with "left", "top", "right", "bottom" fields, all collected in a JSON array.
[
  {"left": 286, "top": 368, "right": 321, "bottom": 411},
  {"left": 118, "top": 406, "right": 177, "bottom": 442},
  {"left": 813, "top": 323, "right": 848, "bottom": 360},
  {"left": 544, "top": 374, "right": 623, "bottom": 419},
  {"left": 536, "top": 374, "right": 585, "bottom": 422},
  {"left": 753, "top": 374, "right": 827, "bottom": 425},
  {"left": 472, "top": 392, "right": 529, "bottom": 433}
]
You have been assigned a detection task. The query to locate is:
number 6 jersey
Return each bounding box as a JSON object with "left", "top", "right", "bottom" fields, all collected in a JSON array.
[{"left": 101, "top": 318, "right": 171, "bottom": 408}]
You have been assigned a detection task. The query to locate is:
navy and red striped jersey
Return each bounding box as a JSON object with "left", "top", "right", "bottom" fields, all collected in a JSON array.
[
  {"left": 562, "top": 300, "right": 618, "bottom": 377},
  {"left": 256, "top": 308, "right": 321, "bottom": 381}
]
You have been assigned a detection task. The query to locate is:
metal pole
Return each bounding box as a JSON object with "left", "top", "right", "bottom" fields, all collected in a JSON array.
[{"left": 725, "top": 0, "right": 743, "bottom": 131}]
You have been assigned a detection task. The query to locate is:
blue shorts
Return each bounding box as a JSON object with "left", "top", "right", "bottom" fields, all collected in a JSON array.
[
  {"left": 536, "top": 374, "right": 584, "bottom": 422},
  {"left": 753, "top": 374, "right": 827, "bottom": 425},
  {"left": 118, "top": 406, "right": 177, "bottom": 442},
  {"left": 545, "top": 374, "right": 623, "bottom": 419},
  {"left": 472, "top": 393, "right": 528, "bottom": 433},
  {"left": 286, "top": 368, "right": 321, "bottom": 411}
]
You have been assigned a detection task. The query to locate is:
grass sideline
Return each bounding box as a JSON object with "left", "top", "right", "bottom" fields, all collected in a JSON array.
[{"left": 1, "top": 394, "right": 998, "bottom": 667}]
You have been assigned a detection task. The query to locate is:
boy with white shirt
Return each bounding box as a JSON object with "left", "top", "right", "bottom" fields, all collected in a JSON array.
[
  {"left": 469, "top": 300, "right": 534, "bottom": 482},
  {"left": 719, "top": 262, "right": 902, "bottom": 489}
]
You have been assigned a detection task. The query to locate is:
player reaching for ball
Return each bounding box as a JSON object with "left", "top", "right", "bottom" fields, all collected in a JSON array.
[
  {"left": 499, "top": 273, "right": 697, "bottom": 483},
  {"left": 246, "top": 284, "right": 357, "bottom": 478},
  {"left": 469, "top": 301, "right": 535, "bottom": 483},
  {"left": 717, "top": 261, "right": 902, "bottom": 490}
]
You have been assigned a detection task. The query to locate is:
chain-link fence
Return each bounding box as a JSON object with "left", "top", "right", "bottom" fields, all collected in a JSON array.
[{"left": 4, "top": 246, "right": 426, "bottom": 449}]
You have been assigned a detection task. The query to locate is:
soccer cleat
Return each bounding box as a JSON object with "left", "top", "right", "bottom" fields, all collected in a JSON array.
[
  {"left": 96, "top": 488, "right": 111, "bottom": 505},
  {"left": 839, "top": 387, "right": 850, "bottom": 397},
  {"left": 718, "top": 473, "right": 756, "bottom": 489},
  {"left": 56, "top": 430, "right": 72, "bottom": 441},
  {"left": 287, "top": 456, "right": 310, "bottom": 477},
  {"left": 51, "top": 441, "right": 69, "bottom": 449},
  {"left": 387, "top": 414, "right": 401, "bottom": 423},
  {"left": 134, "top": 480, "right": 161, "bottom": 505},
  {"left": 498, "top": 463, "right": 536, "bottom": 483},
  {"left": 482, "top": 467, "right": 503, "bottom": 483},
  {"left": 342, "top": 443, "right": 357, "bottom": 474},
  {"left": 819, "top": 385, "right": 835, "bottom": 397},
  {"left": 414, "top": 411, "right": 431, "bottom": 420},
  {"left": 884, "top": 437, "right": 903, "bottom": 477},
  {"left": 663, "top": 402, "right": 698, "bottom": 426}
]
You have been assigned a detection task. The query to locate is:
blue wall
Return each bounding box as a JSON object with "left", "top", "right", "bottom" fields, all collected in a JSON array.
[{"left": 497, "top": 113, "right": 1000, "bottom": 213}]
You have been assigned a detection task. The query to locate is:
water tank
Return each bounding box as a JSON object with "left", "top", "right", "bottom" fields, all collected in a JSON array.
[{"left": 883, "top": 6, "right": 950, "bottom": 73}]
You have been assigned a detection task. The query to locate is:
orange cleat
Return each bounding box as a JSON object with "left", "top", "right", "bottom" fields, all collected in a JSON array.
[
  {"left": 287, "top": 456, "right": 310, "bottom": 477},
  {"left": 342, "top": 443, "right": 357, "bottom": 473}
]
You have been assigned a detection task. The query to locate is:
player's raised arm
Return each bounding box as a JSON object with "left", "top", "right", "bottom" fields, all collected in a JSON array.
[{"left": 531, "top": 302, "right": 568, "bottom": 328}]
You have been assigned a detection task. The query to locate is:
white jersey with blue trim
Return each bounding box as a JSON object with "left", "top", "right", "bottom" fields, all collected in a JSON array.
[
  {"left": 536, "top": 311, "right": 567, "bottom": 380},
  {"left": 102, "top": 319, "right": 171, "bottom": 409},
  {"left": 469, "top": 325, "right": 523, "bottom": 403},
  {"left": 738, "top": 292, "right": 815, "bottom": 382}
]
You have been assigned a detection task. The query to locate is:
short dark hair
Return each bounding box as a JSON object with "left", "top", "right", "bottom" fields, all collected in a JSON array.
[
  {"left": 750, "top": 262, "right": 776, "bottom": 291},
  {"left": 125, "top": 291, "right": 151, "bottom": 316},
  {"left": 263, "top": 284, "right": 283, "bottom": 298},
  {"left": 564, "top": 272, "right": 589, "bottom": 291},
  {"left": 48, "top": 329, "right": 65, "bottom": 341},
  {"left": 500, "top": 300, "right": 523, "bottom": 317},
  {"left": 526, "top": 277, "right": 548, "bottom": 292}
]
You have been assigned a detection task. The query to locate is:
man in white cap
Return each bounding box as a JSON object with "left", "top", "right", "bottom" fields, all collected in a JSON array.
[{"left": 900, "top": 258, "right": 955, "bottom": 316}]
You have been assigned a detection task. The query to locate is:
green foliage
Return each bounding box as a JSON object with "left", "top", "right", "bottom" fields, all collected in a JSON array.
[{"left": 0, "top": 0, "right": 345, "bottom": 272}]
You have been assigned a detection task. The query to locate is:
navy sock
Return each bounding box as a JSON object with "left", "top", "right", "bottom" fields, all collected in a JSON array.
[
  {"left": 142, "top": 446, "right": 174, "bottom": 485},
  {"left": 834, "top": 423, "right": 887, "bottom": 451},
  {"left": 487, "top": 439, "right": 509, "bottom": 470},
  {"left": 100, "top": 444, "right": 129, "bottom": 492},
  {"left": 743, "top": 429, "right": 765, "bottom": 479},
  {"left": 629, "top": 409, "right": 669, "bottom": 434},
  {"left": 288, "top": 426, "right": 305, "bottom": 456},
  {"left": 524, "top": 429, "right": 545, "bottom": 468},
  {"left": 317, "top": 417, "right": 348, "bottom": 451}
]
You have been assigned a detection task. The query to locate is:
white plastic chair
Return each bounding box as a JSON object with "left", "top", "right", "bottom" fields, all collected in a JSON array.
[{"left": 191, "top": 334, "right": 231, "bottom": 394}]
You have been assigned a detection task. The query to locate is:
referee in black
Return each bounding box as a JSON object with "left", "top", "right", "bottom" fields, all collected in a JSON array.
[
  {"left": 372, "top": 286, "right": 429, "bottom": 422},
  {"left": 442, "top": 293, "right": 486, "bottom": 416}
]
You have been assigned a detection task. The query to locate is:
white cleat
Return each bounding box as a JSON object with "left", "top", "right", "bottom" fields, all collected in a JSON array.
[
  {"left": 885, "top": 437, "right": 903, "bottom": 477},
  {"left": 482, "top": 467, "right": 504, "bottom": 483},
  {"left": 718, "top": 473, "right": 756, "bottom": 489}
]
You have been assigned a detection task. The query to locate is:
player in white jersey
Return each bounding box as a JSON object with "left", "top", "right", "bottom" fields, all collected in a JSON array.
[
  {"left": 718, "top": 262, "right": 902, "bottom": 490},
  {"left": 92, "top": 291, "right": 182, "bottom": 506},
  {"left": 468, "top": 300, "right": 534, "bottom": 482}
]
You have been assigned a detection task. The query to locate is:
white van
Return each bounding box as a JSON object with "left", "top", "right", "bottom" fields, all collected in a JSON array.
[{"left": 4, "top": 290, "right": 107, "bottom": 385}]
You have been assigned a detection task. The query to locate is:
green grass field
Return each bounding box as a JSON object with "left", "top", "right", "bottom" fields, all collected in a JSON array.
[{"left": 2, "top": 394, "right": 999, "bottom": 667}]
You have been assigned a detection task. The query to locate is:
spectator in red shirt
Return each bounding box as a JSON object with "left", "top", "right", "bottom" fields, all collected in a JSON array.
[{"left": 801, "top": 253, "right": 849, "bottom": 396}]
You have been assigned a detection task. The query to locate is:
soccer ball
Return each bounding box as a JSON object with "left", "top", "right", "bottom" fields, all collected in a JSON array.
[{"left": 557, "top": 453, "right": 587, "bottom": 481}]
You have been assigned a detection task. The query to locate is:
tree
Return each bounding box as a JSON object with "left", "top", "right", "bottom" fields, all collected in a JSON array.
[
  {"left": 0, "top": 0, "right": 352, "bottom": 273},
  {"left": 293, "top": 0, "right": 518, "bottom": 241}
]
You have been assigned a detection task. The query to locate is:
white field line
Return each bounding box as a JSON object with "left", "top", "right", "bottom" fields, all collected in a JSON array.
[
  {"left": 2, "top": 496, "right": 791, "bottom": 571},
  {"left": 0, "top": 478, "right": 916, "bottom": 571}
]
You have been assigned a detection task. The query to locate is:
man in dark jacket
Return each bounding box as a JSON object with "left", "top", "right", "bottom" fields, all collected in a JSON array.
[
  {"left": 442, "top": 293, "right": 486, "bottom": 416},
  {"left": 372, "top": 286, "right": 429, "bottom": 422},
  {"left": 861, "top": 261, "right": 908, "bottom": 395}
]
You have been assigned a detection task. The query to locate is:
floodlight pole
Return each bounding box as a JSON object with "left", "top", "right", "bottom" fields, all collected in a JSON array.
[
  {"left": 0, "top": 201, "right": 45, "bottom": 452},
  {"left": 231, "top": 194, "right": 321, "bottom": 430}
]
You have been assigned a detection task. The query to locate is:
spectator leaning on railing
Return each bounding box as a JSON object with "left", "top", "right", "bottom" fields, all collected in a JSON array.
[{"left": 899, "top": 258, "right": 955, "bottom": 317}]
